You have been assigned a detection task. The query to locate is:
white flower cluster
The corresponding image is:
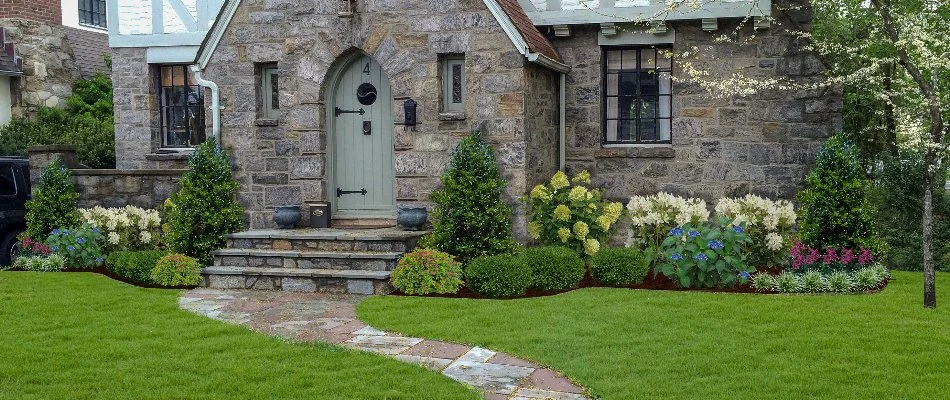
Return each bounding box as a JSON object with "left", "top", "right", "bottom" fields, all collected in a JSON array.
[
  {"left": 80, "top": 206, "right": 162, "bottom": 250},
  {"left": 627, "top": 192, "right": 709, "bottom": 228},
  {"left": 714, "top": 194, "right": 796, "bottom": 251}
]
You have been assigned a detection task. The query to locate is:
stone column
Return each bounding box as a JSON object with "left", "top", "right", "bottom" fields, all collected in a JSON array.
[{"left": 26, "top": 144, "right": 82, "bottom": 186}]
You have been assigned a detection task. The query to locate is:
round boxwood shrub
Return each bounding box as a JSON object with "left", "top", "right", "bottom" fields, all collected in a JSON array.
[
  {"left": 106, "top": 250, "right": 169, "bottom": 284},
  {"left": 589, "top": 247, "right": 649, "bottom": 286},
  {"left": 464, "top": 254, "right": 532, "bottom": 298},
  {"left": 391, "top": 248, "right": 463, "bottom": 295},
  {"left": 151, "top": 254, "right": 202, "bottom": 287},
  {"left": 520, "top": 246, "right": 585, "bottom": 291}
]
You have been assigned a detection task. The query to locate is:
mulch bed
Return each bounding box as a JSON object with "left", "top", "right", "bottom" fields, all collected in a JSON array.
[
  {"left": 392, "top": 267, "right": 890, "bottom": 299},
  {"left": 4, "top": 266, "right": 197, "bottom": 290}
]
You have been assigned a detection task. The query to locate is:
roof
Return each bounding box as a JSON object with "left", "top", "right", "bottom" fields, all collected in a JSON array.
[
  {"left": 64, "top": 27, "right": 111, "bottom": 78},
  {"left": 494, "top": 0, "right": 561, "bottom": 63}
]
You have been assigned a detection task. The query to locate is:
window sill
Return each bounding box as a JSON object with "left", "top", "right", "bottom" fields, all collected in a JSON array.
[
  {"left": 255, "top": 118, "right": 279, "bottom": 127},
  {"left": 145, "top": 150, "right": 193, "bottom": 162},
  {"left": 438, "top": 112, "right": 466, "bottom": 121},
  {"left": 596, "top": 145, "right": 674, "bottom": 159}
]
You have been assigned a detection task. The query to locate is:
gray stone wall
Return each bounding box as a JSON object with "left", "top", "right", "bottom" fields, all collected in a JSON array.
[
  {"left": 0, "top": 18, "right": 81, "bottom": 115},
  {"left": 111, "top": 47, "right": 173, "bottom": 170},
  {"left": 192, "top": 0, "right": 552, "bottom": 230},
  {"left": 554, "top": 14, "right": 841, "bottom": 203}
]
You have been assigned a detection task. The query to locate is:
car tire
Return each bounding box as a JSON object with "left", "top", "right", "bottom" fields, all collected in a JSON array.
[{"left": 0, "top": 230, "right": 21, "bottom": 267}]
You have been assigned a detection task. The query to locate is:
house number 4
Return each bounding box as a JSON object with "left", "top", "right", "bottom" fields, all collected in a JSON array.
[{"left": 363, "top": 63, "right": 370, "bottom": 75}]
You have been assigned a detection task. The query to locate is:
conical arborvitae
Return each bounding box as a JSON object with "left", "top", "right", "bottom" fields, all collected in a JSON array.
[
  {"left": 420, "top": 131, "right": 517, "bottom": 263},
  {"left": 24, "top": 160, "right": 81, "bottom": 239}
]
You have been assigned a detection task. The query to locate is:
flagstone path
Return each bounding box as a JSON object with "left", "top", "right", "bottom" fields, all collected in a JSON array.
[{"left": 179, "top": 289, "right": 588, "bottom": 400}]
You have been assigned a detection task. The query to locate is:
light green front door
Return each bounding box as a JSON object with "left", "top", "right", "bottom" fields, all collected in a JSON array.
[{"left": 331, "top": 55, "right": 395, "bottom": 219}]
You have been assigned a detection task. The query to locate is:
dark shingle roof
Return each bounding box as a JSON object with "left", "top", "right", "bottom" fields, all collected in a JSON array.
[{"left": 64, "top": 27, "right": 111, "bottom": 78}]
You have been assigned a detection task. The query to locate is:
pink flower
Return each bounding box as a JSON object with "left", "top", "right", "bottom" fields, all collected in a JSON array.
[
  {"left": 805, "top": 248, "right": 821, "bottom": 265},
  {"left": 790, "top": 240, "right": 805, "bottom": 259},
  {"left": 822, "top": 248, "right": 838, "bottom": 265},
  {"left": 840, "top": 248, "right": 855, "bottom": 265},
  {"left": 858, "top": 248, "right": 873, "bottom": 265}
]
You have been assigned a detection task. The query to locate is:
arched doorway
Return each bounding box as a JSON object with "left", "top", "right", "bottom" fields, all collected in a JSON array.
[{"left": 327, "top": 53, "right": 396, "bottom": 220}]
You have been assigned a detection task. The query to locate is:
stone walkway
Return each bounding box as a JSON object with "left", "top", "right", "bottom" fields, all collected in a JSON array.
[{"left": 179, "top": 289, "right": 588, "bottom": 400}]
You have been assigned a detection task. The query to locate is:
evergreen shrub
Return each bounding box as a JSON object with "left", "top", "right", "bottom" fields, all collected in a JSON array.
[
  {"left": 521, "top": 246, "right": 585, "bottom": 291},
  {"left": 464, "top": 254, "right": 532, "bottom": 298},
  {"left": 390, "top": 248, "right": 463, "bottom": 295},
  {"left": 106, "top": 250, "right": 169, "bottom": 284},
  {"left": 24, "top": 161, "right": 80, "bottom": 240},
  {"left": 589, "top": 247, "right": 649, "bottom": 286}
]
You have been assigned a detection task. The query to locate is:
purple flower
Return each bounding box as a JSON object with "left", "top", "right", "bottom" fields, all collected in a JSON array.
[
  {"left": 670, "top": 253, "right": 683, "bottom": 261},
  {"left": 669, "top": 227, "right": 685, "bottom": 237},
  {"left": 695, "top": 253, "right": 708, "bottom": 261},
  {"left": 708, "top": 240, "right": 724, "bottom": 250}
]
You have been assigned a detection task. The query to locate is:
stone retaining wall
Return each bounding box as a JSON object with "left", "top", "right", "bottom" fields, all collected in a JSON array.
[{"left": 28, "top": 145, "right": 184, "bottom": 210}]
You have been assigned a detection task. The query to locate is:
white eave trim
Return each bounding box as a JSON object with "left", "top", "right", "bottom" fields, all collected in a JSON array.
[
  {"left": 195, "top": 0, "right": 242, "bottom": 69},
  {"left": 481, "top": 0, "right": 570, "bottom": 73}
]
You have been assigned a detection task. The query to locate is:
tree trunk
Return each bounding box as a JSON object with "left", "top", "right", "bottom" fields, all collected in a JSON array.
[
  {"left": 884, "top": 62, "right": 898, "bottom": 155},
  {"left": 923, "top": 166, "right": 936, "bottom": 308}
]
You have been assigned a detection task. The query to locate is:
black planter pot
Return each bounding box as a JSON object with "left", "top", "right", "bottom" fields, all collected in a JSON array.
[
  {"left": 396, "top": 207, "right": 427, "bottom": 231},
  {"left": 273, "top": 205, "right": 302, "bottom": 229}
]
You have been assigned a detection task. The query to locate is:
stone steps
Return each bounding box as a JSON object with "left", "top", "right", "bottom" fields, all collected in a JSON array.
[
  {"left": 201, "top": 266, "right": 392, "bottom": 295},
  {"left": 225, "top": 228, "right": 425, "bottom": 253},
  {"left": 212, "top": 248, "right": 402, "bottom": 271}
]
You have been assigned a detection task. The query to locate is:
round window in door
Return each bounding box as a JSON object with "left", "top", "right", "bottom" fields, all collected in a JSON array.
[{"left": 356, "top": 83, "right": 377, "bottom": 106}]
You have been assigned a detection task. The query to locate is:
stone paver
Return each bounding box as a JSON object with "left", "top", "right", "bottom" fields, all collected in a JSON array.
[{"left": 178, "top": 289, "right": 589, "bottom": 400}]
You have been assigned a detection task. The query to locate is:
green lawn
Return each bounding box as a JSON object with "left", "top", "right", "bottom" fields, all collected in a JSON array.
[
  {"left": 359, "top": 271, "right": 950, "bottom": 400},
  {"left": 0, "top": 272, "right": 478, "bottom": 400}
]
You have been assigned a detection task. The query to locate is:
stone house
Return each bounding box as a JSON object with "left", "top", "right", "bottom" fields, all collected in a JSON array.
[
  {"left": 0, "top": 0, "right": 111, "bottom": 123},
  {"left": 109, "top": 0, "right": 840, "bottom": 236}
]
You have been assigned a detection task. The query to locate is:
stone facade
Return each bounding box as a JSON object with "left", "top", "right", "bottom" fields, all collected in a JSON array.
[
  {"left": 555, "top": 15, "right": 840, "bottom": 202},
  {"left": 0, "top": 18, "right": 81, "bottom": 114}
]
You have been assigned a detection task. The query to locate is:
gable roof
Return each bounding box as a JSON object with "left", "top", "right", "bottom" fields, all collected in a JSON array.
[{"left": 196, "top": 0, "right": 568, "bottom": 73}]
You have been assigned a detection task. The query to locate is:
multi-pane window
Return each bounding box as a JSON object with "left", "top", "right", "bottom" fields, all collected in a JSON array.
[
  {"left": 602, "top": 47, "right": 673, "bottom": 144},
  {"left": 158, "top": 65, "right": 206, "bottom": 148},
  {"left": 261, "top": 65, "right": 280, "bottom": 119},
  {"left": 79, "top": 0, "right": 107, "bottom": 29},
  {"left": 441, "top": 55, "right": 465, "bottom": 113}
]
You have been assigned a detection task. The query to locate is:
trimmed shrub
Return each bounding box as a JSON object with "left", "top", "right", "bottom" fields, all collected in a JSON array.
[
  {"left": 464, "top": 254, "right": 532, "bottom": 298},
  {"left": 797, "top": 135, "right": 879, "bottom": 251},
  {"left": 45, "top": 225, "right": 106, "bottom": 269},
  {"left": 420, "top": 131, "right": 517, "bottom": 263},
  {"left": 165, "top": 139, "right": 244, "bottom": 266},
  {"left": 589, "top": 247, "right": 649, "bottom": 286},
  {"left": 24, "top": 161, "right": 80, "bottom": 240},
  {"left": 521, "top": 246, "right": 585, "bottom": 291},
  {"left": 390, "top": 249, "right": 463, "bottom": 295},
  {"left": 106, "top": 250, "right": 169, "bottom": 284},
  {"left": 151, "top": 254, "right": 202, "bottom": 287}
]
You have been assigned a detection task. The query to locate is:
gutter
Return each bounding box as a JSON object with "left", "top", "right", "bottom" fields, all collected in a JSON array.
[
  {"left": 189, "top": 65, "right": 221, "bottom": 146},
  {"left": 558, "top": 72, "right": 566, "bottom": 171}
]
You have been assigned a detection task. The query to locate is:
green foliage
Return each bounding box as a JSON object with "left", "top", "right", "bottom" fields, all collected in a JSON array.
[
  {"left": 420, "top": 131, "right": 517, "bottom": 263},
  {"left": 853, "top": 267, "right": 880, "bottom": 290},
  {"left": 775, "top": 271, "right": 802, "bottom": 293},
  {"left": 45, "top": 225, "right": 106, "bottom": 269},
  {"left": 872, "top": 152, "right": 950, "bottom": 272},
  {"left": 464, "top": 254, "right": 532, "bottom": 298},
  {"left": 751, "top": 272, "right": 777, "bottom": 292},
  {"left": 0, "top": 107, "right": 115, "bottom": 169},
  {"left": 106, "top": 250, "right": 169, "bottom": 284},
  {"left": 24, "top": 161, "right": 80, "bottom": 240},
  {"left": 15, "top": 255, "right": 66, "bottom": 272},
  {"left": 66, "top": 72, "right": 113, "bottom": 119},
  {"left": 520, "top": 246, "right": 585, "bottom": 292},
  {"left": 390, "top": 249, "right": 463, "bottom": 295},
  {"left": 589, "top": 247, "right": 649, "bottom": 286},
  {"left": 165, "top": 139, "right": 244, "bottom": 266},
  {"left": 826, "top": 270, "right": 854, "bottom": 293},
  {"left": 655, "top": 221, "right": 752, "bottom": 288},
  {"left": 801, "top": 270, "right": 829, "bottom": 292},
  {"left": 151, "top": 254, "right": 202, "bottom": 287},
  {"left": 524, "top": 170, "right": 624, "bottom": 257},
  {"left": 797, "top": 135, "right": 879, "bottom": 252}
]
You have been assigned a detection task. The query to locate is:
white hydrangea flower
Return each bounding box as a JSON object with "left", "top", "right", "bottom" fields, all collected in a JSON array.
[
  {"left": 765, "top": 232, "right": 784, "bottom": 251},
  {"left": 108, "top": 232, "right": 120, "bottom": 245},
  {"left": 139, "top": 231, "right": 152, "bottom": 244}
]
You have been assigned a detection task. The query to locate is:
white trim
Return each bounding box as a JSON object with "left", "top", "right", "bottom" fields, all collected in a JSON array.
[
  {"left": 195, "top": 0, "right": 242, "bottom": 69},
  {"left": 481, "top": 0, "right": 571, "bottom": 73}
]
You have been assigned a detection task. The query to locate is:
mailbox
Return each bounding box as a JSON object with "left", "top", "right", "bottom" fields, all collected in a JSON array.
[
  {"left": 403, "top": 98, "right": 417, "bottom": 126},
  {"left": 308, "top": 202, "right": 330, "bottom": 228}
]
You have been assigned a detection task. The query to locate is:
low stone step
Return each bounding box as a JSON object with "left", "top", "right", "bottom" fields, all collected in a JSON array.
[
  {"left": 201, "top": 266, "right": 392, "bottom": 295},
  {"left": 212, "top": 249, "right": 402, "bottom": 271},
  {"left": 225, "top": 228, "right": 427, "bottom": 253}
]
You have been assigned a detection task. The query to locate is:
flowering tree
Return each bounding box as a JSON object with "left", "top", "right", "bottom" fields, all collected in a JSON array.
[{"left": 579, "top": 0, "right": 947, "bottom": 307}]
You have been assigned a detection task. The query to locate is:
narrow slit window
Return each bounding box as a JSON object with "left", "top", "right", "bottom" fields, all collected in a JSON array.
[
  {"left": 441, "top": 55, "right": 466, "bottom": 113},
  {"left": 261, "top": 65, "right": 280, "bottom": 119},
  {"left": 602, "top": 47, "right": 673, "bottom": 144},
  {"left": 158, "top": 65, "right": 206, "bottom": 148}
]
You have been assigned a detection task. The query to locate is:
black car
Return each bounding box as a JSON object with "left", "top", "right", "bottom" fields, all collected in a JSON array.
[{"left": 0, "top": 157, "right": 29, "bottom": 265}]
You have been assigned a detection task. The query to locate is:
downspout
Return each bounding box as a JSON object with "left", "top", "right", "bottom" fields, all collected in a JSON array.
[
  {"left": 189, "top": 65, "right": 221, "bottom": 146},
  {"left": 559, "top": 72, "right": 566, "bottom": 171}
]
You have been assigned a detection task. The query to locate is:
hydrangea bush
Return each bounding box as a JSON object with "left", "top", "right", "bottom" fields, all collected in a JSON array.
[
  {"left": 655, "top": 222, "right": 753, "bottom": 288},
  {"left": 627, "top": 192, "right": 709, "bottom": 263},
  {"left": 525, "top": 170, "right": 623, "bottom": 256},
  {"left": 45, "top": 224, "right": 106, "bottom": 269},
  {"left": 80, "top": 206, "right": 162, "bottom": 252},
  {"left": 715, "top": 194, "right": 796, "bottom": 267}
]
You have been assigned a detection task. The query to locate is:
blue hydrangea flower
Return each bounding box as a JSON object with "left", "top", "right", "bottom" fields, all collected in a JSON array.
[
  {"left": 52, "top": 228, "right": 61, "bottom": 235},
  {"left": 91, "top": 228, "right": 100, "bottom": 235},
  {"left": 76, "top": 237, "right": 86, "bottom": 244},
  {"left": 708, "top": 240, "right": 724, "bottom": 250},
  {"left": 733, "top": 225, "right": 744, "bottom": 234},
  {"left": 669, "top": 227, "right": 685, "bottom": 237},
  {"left": 694, "top": 253, "right": 708, "bottom": 261},
  {"left": 67, "top": 246, "right": 76, "bottom": 252},
  {"left": 52, "top": 245, "right": 59, "bottom": 251},
  {"left": 95, "top": 257, "right": 104, "bottom": 264},
  {"left": 62, "top": 230, "right": 70, "bottom": 236},
  {"left": 670, "top": 253, "right": 683, "bottom": 261},
  {"left": 738, "top": 271, "right": 751, "bottom": 279},
  {"left": 688, "top": 230, "right": 700, "bottom": 238}
]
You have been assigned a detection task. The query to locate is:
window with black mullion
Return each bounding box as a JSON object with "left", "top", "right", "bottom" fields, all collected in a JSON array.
[
  {"left": 603, "top": 47, "right": 672, "bottom": 144},
  {"left": 159, "top": 65, "right": 206, "bottom": 148}
]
